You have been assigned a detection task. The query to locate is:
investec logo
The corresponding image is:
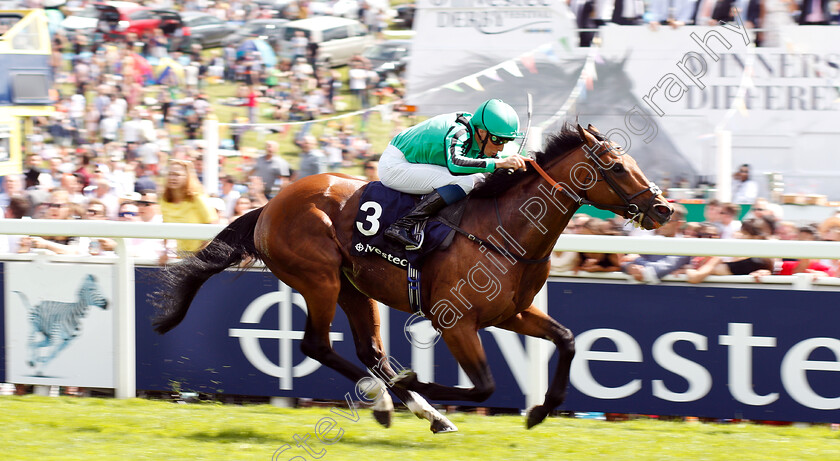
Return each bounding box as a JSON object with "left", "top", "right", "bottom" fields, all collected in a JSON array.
[
  {"left": 355, "top": 243, "right": 408, "bottom": 267},
  {"left": 228, "top": 284, "right": 343, "bottom": 390}
]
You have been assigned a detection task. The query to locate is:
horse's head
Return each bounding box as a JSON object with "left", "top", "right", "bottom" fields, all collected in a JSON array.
[{"left": 570, "top": 124, "right": 673, "bottom": 229}]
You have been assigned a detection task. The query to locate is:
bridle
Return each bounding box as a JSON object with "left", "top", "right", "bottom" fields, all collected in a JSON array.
[{"left": 524, "top": 140, "right": 663, "bottom": 222}]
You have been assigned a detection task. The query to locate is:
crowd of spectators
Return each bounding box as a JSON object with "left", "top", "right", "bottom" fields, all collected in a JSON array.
[
  {"left": 570, "top": 0, "right": 840, "bottom": 46},
  {"left": 552, "top": 198, "right": 840, "bottom": 283}
]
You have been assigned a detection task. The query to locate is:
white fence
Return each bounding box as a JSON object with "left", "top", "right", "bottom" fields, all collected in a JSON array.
[{"left": 0, "top": 219, "right": 838, "bottom": 401}]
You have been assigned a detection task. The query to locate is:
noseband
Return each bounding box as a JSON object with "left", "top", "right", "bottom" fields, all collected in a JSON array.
[{"left": 525, "top": 141, "right": 662, "bottom": 221}]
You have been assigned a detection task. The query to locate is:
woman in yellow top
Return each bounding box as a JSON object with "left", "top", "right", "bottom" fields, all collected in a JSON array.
[{"left": 160, "top": 159, "right": 218, "bottom": 259}]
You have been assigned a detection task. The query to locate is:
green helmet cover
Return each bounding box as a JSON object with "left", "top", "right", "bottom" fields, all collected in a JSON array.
[{"left": 470, "top": 99, "right": 523, "bottom": 138}]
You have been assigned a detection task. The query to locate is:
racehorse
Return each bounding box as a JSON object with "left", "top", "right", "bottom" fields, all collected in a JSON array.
[{"left": 151, "top": 123, "right": 672, "bottom": 433}]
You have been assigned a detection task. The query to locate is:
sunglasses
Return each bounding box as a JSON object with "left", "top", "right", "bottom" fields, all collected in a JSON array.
[
  {"left": 119, "top": 211, "right": 138, "bottom": 218},
  {"left": 487, "top": 134, "right": 514, "bottom": 146},
  {"left": 136, "top": 200, "right": 155, "bottom": 206}
]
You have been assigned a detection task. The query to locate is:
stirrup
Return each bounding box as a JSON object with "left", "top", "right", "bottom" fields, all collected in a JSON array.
[{"left": 405, "top": 221, "right": 427, "bottom": 251}]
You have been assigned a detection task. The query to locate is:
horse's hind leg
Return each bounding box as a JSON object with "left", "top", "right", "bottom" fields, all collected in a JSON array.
[
  {"left": 496, "top": 305, "right": 575, "bottom": 429},
  {"left": 337, "top": 277, "right": 457, "bottom": 433},
  {"left": 297, "top": 282, "right": 371, "bottom": 385}
]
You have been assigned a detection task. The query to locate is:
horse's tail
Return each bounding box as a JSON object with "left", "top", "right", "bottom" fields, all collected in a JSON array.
[{"left": 151, "top": 206, "right": 265, "bottom": 334}]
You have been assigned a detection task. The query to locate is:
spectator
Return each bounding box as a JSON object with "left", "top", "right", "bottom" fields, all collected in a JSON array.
[
  {"left": 220, "top": 175, "right": 241, "bottom": 219},
  {"left": 85, "top": 176, "right": 120, "bottom": 219},
  {"left": 760, "top": 0, "right": 797, "bottom": 46},
  {"left": 290, "top": 30, "right": 309, "bottom": 61},
  {"left": 718, "top": 202, "right": 743, "bottom": 239},
  {"left": 0, "top": 195, "right": 31, "bottom": 253},
  {"left": 620, "top": 203, "right": 691, "bottom": 283},
  {"left": 296, "top": 135, "right": 327, "bottom": 180},
  {"left": 137, "top": 191, "right": 163, "bottom": 223},
  {"left": 363, "top": 158, "right": 380, "bottom": 181},
  {"left": 230, "top": 196, "right": 255, "bottom": 222},
  {"left": 775, "top": 223, "right": 834, "bottom": 277},
  {"left": 119, "top": 200, "right": 165, "bottom": 259},
  {"left": 573, "top": 218, "right": 623, "bottom": 273},
  {"left": 19, "top": 189, "right": 80, "bottom": 255},
  {"left": 348, "top": 58, "right": 371, "bottom": 110},
  {"left": 83, "top": 198, "right": 116, "bottom": 255},
  {"left": 0, "top": 174, "right": 24, "bottom": 209},
  {"left": 686, "top": 217, "right": 775, "bottom": 283},
  {"left": 249, "top": 140, "right": 291, "bottom": 199},
  {"left": 799, "top": 0, "right": 831, "bottom": 24},
  {"left": 159, "top": 159, "right": 218, "bottom": 260},
  {"left": 23, "top": 154, "right": 50, "bottom": 191},
  {"left": 647, "top": 0, "right": 696, "bottom": 27},
  {"left": 134, "top": 161, "right": 157, "bottom": 193},
  {"left": 732, "top": 164, "right": 759, "bottom": 205},
  {"left": 612, "top": 0, "right": 645, "bottom": 24}
]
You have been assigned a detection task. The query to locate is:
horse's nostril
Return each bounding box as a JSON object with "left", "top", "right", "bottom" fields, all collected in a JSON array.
[{"left": 654, "top": 204, "right": 672, "bottom": 217}]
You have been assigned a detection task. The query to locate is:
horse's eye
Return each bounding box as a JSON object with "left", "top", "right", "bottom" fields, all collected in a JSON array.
[{"left": 613, "top": 164, "right": 625, "bottom": 174}]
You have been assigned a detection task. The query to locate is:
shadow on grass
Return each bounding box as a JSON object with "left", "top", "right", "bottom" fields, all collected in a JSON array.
[
  {"left": 338, "top": 436, "right": 449, "bottom": 450},
  {"left": 183, "top": 428, "right": 283, "bottom": 444}
]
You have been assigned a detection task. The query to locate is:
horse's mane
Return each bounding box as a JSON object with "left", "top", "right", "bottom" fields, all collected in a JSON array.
[{"left": 471, "top": 122, "right": 604, "bottom": 198}]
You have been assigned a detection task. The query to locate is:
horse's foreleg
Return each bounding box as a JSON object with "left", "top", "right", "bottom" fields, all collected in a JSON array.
[
  {"left": 337, "top": 279, "right": 456, "bottom": 433},
  {"left": 496, "top": 305, "right": 575, "bottom": 429},
  {"left": 393, "top": 325, "right": 496, "bottom": 403}
]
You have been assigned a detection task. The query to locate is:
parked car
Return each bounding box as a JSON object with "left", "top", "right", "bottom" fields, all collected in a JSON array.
[
  {"left": 94, "top": 2, "right": 168, "bottom": 39},
  {"left": 280, "top": 16, "right": 374, "bottom": 67},
  {"left": 221, "top": 18, "right": 289, "bottom": 48},
  {"left": 362, "top": 39, "right": 411, "bottom": 80},
  {"left": 59, "top": 3, "right": 100, "bottom": 38},
  {"left": 176, "top": 12, "right": 236, "bottom": 50},
  {"left": 308, "top": 0, "right": 390, "bottom": 19}
]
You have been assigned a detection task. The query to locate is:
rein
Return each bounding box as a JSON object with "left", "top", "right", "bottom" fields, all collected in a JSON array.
[
  {"left": 435, "top": 199, "right": 550, "bottom": 265},
  {"left": 436, "top": 139, "right": 662, "bottom": 265},
  {"left": 524, "top": 147, "right": 661, "bottom": 221}
]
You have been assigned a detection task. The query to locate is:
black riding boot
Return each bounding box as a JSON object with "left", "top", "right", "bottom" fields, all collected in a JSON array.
[{"left": 384, "top": 191, "right": 448, "bottom": 248}]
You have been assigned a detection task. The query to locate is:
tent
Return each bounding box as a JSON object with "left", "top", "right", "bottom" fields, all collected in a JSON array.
[
  {"left": 128, "top": 53, "right": 153, "bottom": 84},
  {"left": 154, "top": 56, "right": 185, "bottom": 85},
  {"left": 236, "top": 39, "right": 277, "bottom": 68}
]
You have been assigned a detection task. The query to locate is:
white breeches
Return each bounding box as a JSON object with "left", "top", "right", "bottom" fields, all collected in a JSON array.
[{"left": 378, "top": 144, "right": 485, "bottom": 195}]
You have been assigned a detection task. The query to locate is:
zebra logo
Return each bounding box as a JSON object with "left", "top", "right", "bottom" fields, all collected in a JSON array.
[{"left": 14, "top": 274, "right": 109, "bottom": 375}]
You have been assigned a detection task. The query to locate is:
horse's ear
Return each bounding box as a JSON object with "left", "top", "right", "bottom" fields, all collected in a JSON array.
[
  {"left": 577, "top": 123, "right": 598, "bottom": 147},
  {"left": 587, "top": 124, "right": 600, "bottom": 134}
]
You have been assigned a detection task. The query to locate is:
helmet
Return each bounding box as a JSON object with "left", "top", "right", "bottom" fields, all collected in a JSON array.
[{"left": 470, "top": 99, "right": 523, "bottom": 139}]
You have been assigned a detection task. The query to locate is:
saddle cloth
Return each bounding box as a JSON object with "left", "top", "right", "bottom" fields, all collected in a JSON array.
[{"left": 350, "top": 182, "right": 464, "bottom": 269}]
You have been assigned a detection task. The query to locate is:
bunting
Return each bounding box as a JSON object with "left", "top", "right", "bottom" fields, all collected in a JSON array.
[
  {"left": 485, "top": 68, "right": 503, "bottom": 82},
  {"left": 443, "top": 83, "right": 464, "bottom": 93},
  {"left": 520, "top": 54, "right": 538, "bottom": 74},
  {"left": 500, "top": 61, "right": 523, "bottom": 78},
  {"left": 462, "top": 76, "right": 485, "bottom": 91}
]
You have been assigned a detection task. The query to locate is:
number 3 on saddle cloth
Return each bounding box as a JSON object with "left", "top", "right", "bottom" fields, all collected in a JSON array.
[{"left": 351, "top": 182, "right": 466, "bottom": 314}]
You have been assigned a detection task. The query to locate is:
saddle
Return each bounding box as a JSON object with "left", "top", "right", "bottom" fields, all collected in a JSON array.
[{"left": 350, "top": 182, "right": 467, "bottom": 270}]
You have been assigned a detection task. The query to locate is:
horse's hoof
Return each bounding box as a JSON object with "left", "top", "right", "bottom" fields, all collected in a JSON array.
[
  {"left": 27, "top": 361, "right": 34, "bottom": 367},
  {"left": 389, "top": 369, "right": 417, "bottom": 390},
  {"left": 372, "top": 409, "right": 392, "bottom": 428},
  {"left": 526, "top": 405, "right": 550, "bottom": 429},
  {"left": 430, "top": 418, "right": 458, "bottom": 434}
]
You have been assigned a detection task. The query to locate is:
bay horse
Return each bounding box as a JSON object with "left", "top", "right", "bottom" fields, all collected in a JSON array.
[{"left": 151, "top": 123, "right": 672, "bottom": 433}]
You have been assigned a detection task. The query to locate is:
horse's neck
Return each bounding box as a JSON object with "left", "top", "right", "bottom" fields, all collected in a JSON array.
[{"left": 495, "top": 156, "right": 583, "bottom": 260}]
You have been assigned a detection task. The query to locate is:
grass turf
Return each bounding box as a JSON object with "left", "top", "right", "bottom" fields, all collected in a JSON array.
[{"left": 2, "top": 396, "right": 839, "bottom": 460}]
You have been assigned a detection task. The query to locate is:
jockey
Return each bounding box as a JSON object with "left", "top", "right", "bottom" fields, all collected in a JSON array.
[{"left": 379, "top": 98, "right": 528, "bottom": 248}]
